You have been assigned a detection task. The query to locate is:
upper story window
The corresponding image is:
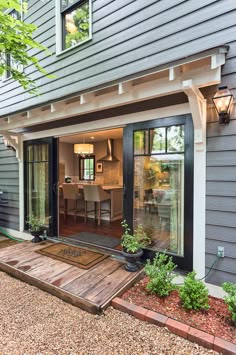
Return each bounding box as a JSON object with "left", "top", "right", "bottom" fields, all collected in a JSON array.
[
  {"left": 3, "top": 8, "right": 23, "bottom": 80},
  {"left": 60, "top": 0, "right": 91, "bottom": 52}
]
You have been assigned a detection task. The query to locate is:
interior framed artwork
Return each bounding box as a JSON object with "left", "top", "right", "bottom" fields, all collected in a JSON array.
[{"left": 96, "top": 162, "right": 103, "bottom": 173}]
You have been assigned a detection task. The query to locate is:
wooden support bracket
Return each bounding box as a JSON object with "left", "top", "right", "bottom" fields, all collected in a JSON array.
[
  {"left": 0, "top": 132, "right": 23, "bottom": 161},
  {"left": 118, "top": 81, "right": 133, "bottom": 95},
  {"left": 80, "top": 92, "right": 95, "bottom": 105},
  {"left": 182, "top": 79, "right": 207, "bottom": 150}
]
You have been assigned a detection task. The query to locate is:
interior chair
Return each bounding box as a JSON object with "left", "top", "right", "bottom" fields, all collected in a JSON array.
[
  {"left": 83, "top": 185, "right": 111, "bottom": 226},
  {"left": 62, "top": 183, "right": 84, "bottom": 221},
  {"left": 157, "top": 202, "right": 172, "bottom": 231}
]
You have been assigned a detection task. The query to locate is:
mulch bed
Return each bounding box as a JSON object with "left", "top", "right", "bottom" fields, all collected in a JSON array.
[{"left": 121, "top": 276, "right": 236, "bottom": 344}]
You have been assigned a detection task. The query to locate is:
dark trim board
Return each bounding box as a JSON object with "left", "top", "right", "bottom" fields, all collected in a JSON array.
[{"left": 17, "top": 93, "right": 188, "bottom": 133}]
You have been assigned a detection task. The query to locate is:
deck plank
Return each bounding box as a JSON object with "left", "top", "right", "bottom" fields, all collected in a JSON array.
[
  {"left": 63, "top": 259, "right": 120, "bottom": 295},
  {"left": 50, "top": 266, "right": 87, "bottom": 288},
  {"left": 0, "top": 241, "right": 47, "bottom": 257},
  {"left": 84, "top": 266, "right": 133, "bottom": 304},
  {"left": 0, "top": 241, "right": 142, "bottom": 314},
  {"left": 28, "top": 258, "right": 72, "bottom": 280}
]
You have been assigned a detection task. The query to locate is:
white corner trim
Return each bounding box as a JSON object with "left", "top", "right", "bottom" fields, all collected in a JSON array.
[
  {"left": 193, "top": 112, "right": 207, "bottom": 279},
  {"left": 182, "top": 81, "right": 207, "bottom": 278}
]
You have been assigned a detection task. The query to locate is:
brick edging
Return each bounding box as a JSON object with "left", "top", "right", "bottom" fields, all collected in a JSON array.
[{"left": 112, "top": 297, "right": 236, "bottom": 355}]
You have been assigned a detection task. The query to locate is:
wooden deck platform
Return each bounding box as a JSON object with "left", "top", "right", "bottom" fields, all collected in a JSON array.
[{"left": 0, "top": 241, "right": 143, "bottom": 314}]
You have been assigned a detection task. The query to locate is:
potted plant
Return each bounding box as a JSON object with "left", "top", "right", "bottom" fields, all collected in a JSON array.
[
  {"left": 26, "top": 215, "right": 45, "bottom": 243},
  {"left": 121, "top": 220, "right": 151, "bottom": 272}
]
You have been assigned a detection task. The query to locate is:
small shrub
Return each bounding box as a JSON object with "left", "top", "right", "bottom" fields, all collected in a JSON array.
[
  {"left": 144, "top": 252, "right": 177, "bottom": 297},
  {"left": 121, "top": 220, "right": 151, "bottom": 253},
  {"left": 222, "top": 282, "right": 236, "bottom": 325},
  {"left": 179, "top": 271, "right": 209, "bottom": 311}
]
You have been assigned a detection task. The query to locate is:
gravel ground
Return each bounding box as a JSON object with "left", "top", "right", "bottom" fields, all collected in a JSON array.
[{"left": 0, "top": 272, "right": 218, "bottom": 355}]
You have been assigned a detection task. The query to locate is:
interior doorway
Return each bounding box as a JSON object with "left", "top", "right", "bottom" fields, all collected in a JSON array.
[{"left": 58, "top": 127, "right": 124, "bottom": 250}]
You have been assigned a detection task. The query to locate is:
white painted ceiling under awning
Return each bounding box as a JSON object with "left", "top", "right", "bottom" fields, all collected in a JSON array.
[{"left": 59, "top": 127, "right": 123, "bottom": 143}]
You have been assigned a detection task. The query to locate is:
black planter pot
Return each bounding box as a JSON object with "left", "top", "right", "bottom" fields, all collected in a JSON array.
[
  {"left": 31, "top": 230, "right": 43, "bottom": 243},
  {"left": 122, "top": 249, "right": 143, "bottom": 272}
]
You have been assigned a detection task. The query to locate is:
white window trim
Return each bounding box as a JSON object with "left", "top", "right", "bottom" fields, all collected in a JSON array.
[
  {"left": 1, "top": 3, "right": 24, "bottom": 82},
  {"left": 55, "top": 0, "right": 92, "bottom": 56}
]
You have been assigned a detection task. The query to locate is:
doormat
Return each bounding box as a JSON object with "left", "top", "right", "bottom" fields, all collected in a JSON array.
[
  {"left": 66, "top": 232, "right": 121, "bottom": 249},
  {"left": 36, "top": 243, "right": 108, "bottom": 269}
]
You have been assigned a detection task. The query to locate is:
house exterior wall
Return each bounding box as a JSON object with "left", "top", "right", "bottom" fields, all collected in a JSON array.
[
  {"left": 205, "top": 113, "right": 236, "bottom": 285},
  {"left": 0, "top": 0, "right": 236, "bottom": 285},
  {"left": 203, "top": 39, "right": 236, "bottom": 285},
  {"left": 0, "top": 137, "right": 19, "bottom": 231},
  {"left": 0, "top": 0, "right": 236, "bottom": 117}
]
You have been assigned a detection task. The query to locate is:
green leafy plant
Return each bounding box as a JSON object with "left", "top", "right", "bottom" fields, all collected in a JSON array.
[
  {"left": 222, "top": 282, "right": 236, "bottom": 325},
  {"left": 121, "top": 220, "right": 151, "bottom": 254},
  {"left": 179, "top": 271, "right": 209, "bottom": 311},
  {"left": 0, "top": 0, "right": 53, "bottom": 93},
  {"left": 144, "top": 252, "right": 177, "bottom": 297},
  {"left": 26, "top": 215, "right": 45, "bottom": 232}
]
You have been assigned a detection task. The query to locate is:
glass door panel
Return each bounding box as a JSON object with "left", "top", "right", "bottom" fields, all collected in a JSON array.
[
  {"left": 123, "top": 115, "right": 193, "bottom": 270},
  {"left": 27, "top": 144, "right": 50, "bottom": 226},
  {"left": 24, "top": 138, "right": 58, "bottom": 237},
  {"left": 134, "top": 155, "right": 184, "bottom": 256}
]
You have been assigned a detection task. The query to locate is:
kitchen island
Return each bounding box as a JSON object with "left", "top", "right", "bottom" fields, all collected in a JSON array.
[{"left": 60, "top": 184, "right": 123, "bottom": 221}]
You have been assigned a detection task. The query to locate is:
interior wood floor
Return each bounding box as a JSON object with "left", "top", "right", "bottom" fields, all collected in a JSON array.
[
  {"left": 0, "top": 241, "right": 143, "bottom": 314},
  {"left": 59, "top": 214, "right": 123, "bottom": 239}
]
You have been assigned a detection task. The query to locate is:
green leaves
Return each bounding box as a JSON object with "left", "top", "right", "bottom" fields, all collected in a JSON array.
[
  {"left": 179, "top": 271, "right": 209, "bottom": 311},
  {"left": 144, "top": 252, "right": 177, "bottom": 297},
  {"left": 0, "top": 0, "right": 51, "bottom": 93},
  {"left": 222, "top": 282, "right": 236, "bottom": 324},
  {"left": 121, "top": 220, "right": 151, "bottom": 254}
]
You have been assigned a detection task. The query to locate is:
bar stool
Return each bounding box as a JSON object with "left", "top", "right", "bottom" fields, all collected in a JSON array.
[
  {"left": 62, "top": 183, "right": 84, "bottom": 221},
  {"left": 83, "top": 185, "right": 111, "bottom": 226}
]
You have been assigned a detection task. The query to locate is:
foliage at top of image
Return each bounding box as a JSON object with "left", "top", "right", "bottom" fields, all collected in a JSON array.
[
  {"left": 0, "top": 0, "right": 52, "bottom": 93},
  {"left": 121, "top": 220, "right": 151, "bottom": 254},
  {"left": 144, "top": 252, "right": 177, "bottom": 297},
  {"left": 222, "top": 282, "right": 236, "bottom": 325},
  {"left": 179, "top": 271, "right": 209, "bottom": 311}
]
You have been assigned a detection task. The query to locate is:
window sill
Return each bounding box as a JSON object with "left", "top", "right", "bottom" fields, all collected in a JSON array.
[{"left": 56, "top": 36, "right": 92, "bottom": 57}]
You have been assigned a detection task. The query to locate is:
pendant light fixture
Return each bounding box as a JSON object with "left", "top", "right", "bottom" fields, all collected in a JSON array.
[{"left": 74, "top": 135, "right": 94, "bottom": 156}]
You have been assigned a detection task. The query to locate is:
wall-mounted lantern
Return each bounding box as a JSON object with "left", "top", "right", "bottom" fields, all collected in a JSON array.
[{"left": 212, "top": 86, "right": 234, "bottom": 124}]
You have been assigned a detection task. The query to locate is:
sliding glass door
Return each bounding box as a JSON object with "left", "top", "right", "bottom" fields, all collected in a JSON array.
[
  {"left": 123, "top": 115, "right": 194, "bottom": 270},
  {"left": 24, "top": 138, "right": 58, "bottom": 237}
]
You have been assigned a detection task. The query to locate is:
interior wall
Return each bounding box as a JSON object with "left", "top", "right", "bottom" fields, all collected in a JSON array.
[
  {"left": 59, "top": 138, "right": 123, "bottom": 185},
  {"left": 59, "top": 142, "right": 74, "bottom": 178}
]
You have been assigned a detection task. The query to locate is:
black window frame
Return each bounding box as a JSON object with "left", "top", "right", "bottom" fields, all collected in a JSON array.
[
  {"left": 123, "top": 114, "right": 194, "bottom": 271},
  {"left": 79, "top": 155, "right": 95, "bottom": 181},
  {"left": 61, "top": 0, "right": 91, "bottom": 51}
]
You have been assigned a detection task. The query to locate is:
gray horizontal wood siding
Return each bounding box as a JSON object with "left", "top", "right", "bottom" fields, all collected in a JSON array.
[
  {"left": 0, "top": 0, "right": 236, "bottom": 116},
  {"left": 206, "top": 117, "right": 236, "bottom": 285},
  {"left": 0, "top": 137, "right": 19, "bottom": 231}
]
